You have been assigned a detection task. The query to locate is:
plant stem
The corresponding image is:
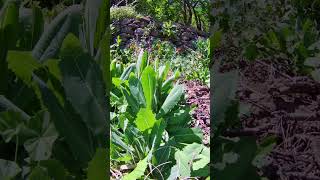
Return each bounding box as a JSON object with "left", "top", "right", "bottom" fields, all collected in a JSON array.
[{"left": 15, "top": 135, "right": 19, "bottom": 162}]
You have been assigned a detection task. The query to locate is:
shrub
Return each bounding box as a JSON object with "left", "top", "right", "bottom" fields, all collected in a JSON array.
[{"left": 110, "top": 5, "right": 141, "bottom": 21}]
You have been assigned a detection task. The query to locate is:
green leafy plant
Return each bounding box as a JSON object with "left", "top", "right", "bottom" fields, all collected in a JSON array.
[
  {"left": 110, "top": 49, "right": 209, "bottom": 179},
  {"left": 162, "top": 20, "right": 176, "bottom": 38},
  {"left": 110, "top": 5, "right": 141, "bottom": 21},
  {"left": 0, "top": 0, "right": 110, "bottom": 179}
]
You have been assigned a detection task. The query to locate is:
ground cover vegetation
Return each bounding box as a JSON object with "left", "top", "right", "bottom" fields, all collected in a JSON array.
[{"left": 211, "top": 0, "right": 320, "bottom": 179}]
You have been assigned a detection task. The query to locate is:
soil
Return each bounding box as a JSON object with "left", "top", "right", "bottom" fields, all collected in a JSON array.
[
  {"left": 236, "top": 59, "right": 320, "bottom": 179},
  {"left": 183, "top": 80, "right": 210, "bottom": 145}
]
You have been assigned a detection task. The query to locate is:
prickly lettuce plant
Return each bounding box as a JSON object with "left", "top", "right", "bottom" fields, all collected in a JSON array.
[{"left": 110, "top": 49, "right": 210, "bottom": 179}]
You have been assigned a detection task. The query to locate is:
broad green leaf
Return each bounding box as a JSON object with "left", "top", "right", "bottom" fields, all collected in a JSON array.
[
  {"left": 120, "top": 63, "right": 136, "bottom": 80},
  {"left": 0, "top": 0, "right": 18, "bottom": 94},
  {"left": 0, "top": 96, "right": 30, "bottom": 120},
  {"left": 32, "top": 5, "right": 82, "bottom": 62},
  {"left": 136, "top": 49, "right": 148, "bottom": 77},
  {"left": 160, "top": 72, "right": 178, "bottom": 87},
  {"left": 168, "top": 127, "right": 203, "bottom": 144},
  {"left": 154, "top": 139, "right": 175, "bottom": 166},
  {"left": 167, "top": 165, "right": 179, "bottom": 180},
  {"left": 29, "top": 166, "right": 50, "bottom": 180},
  {"left": 94, "top": 0, "right": 109, "bottom": 50},
  {"left": 121, "top": 86, "right": 139, "bottom": 114},
  {"left": 7, "top": 51, "right": 41, "bottom": 84},
  {"left": 31, "top": 6, "right": 44, "bottom": 48},
  {"left": 158, "top": 62, "right": 170, "bottom": 82},
  {"left": 129, "top": 74, "right": 146, "bottom": 107},
  {"left": 0, "top": 0, "right": 19, "bottom": 48},
  {"left": 59, "top": 34, "right": 107, "bottom": 140},
  {"left": 123, "top": 155, "right": 148, "bottom": 180},
  {"left": 193, "top": 146, "right": 210, "bottom": 171},
  {"left": 174, "top": 143, "right": 204, "bottom": 177},
  {"left": 35, "top": 75, "right": 95, "bottom": 165},
  {"left": 141, "top": 66, "right": 156, "bottom": 109},
  {"left": 158, "top": 84, "right": 184, "bottom": 117},
  {"left": 167, "top": 107, "right": 192, "bottom": 127},
  {"left": 112, "top": 77, "right": 122, "bottom": 88},
  {"left": 135, "top": 108, "right": 156, "bottom": 132},
  {"left": 19, "top": 5, "right": 44, "bottom": 49},
  {"left": 39, "top": 159, "right": 67, "bottom": 180},
  {"left": 44, "top": 59, "right": 61, "bottom": 81},
  {"left": 168, "top": 143, "right": 210, "bottom": 178},
  {"left": 111, "top": 131, "right": 133, "bottom": 153},
  {"left": 209, "top": 30, "right": 222, "bottom": 58},
  {"left": 87, "top": 148, "right": 107, "bottom": 180},
  {"left": 84, "top": 0, "right": 109, "bottom": 55},
  {"left": 244, "top": 43, "right": 258, "bottom": 61},
  {"left": 175, "top": 151, "right": 191, "bottom": 177},
  {"left": 97, "top": 32, "right": 111, "bottom": 104},
  {"left": 0, "top": 159, "right": 21, "bottom": 180},
  {"left": 149, "top": 119, "right": 166, "bottom": 150}
]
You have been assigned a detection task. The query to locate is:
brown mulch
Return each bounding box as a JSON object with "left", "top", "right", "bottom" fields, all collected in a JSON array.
[
  {"left": 237, "top": 59, "right": 320, "bottom": 180},
  {"left": 183, "top": 80, "right": 210, "bottom": 145}
]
